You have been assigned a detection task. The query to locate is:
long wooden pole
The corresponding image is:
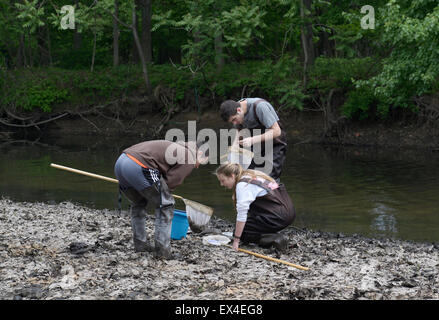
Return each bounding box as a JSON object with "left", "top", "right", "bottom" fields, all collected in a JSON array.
[
  {"left": 225, "top": 244, "right": 309, "bottom": 271},
  {"left": 50, "top": 163, "right": 185, "bottom": 200},
  {"left": 51, "top": 163, "right": 119, "bottom": 183}
]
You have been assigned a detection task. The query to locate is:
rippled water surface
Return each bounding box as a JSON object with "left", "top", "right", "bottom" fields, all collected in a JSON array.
[{"left": 1, "top": 135, "right": 438, "bottom": 243}]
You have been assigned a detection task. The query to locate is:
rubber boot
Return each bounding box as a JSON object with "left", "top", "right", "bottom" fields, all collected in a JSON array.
[
  {"left": 133, "top": 238, "right": 155, "bottom": 253},
  {"left": 139, "top": 178, "right": 178, "bottom": 260},
  {"left": 121, "top": 188, "right": 152, "bottom": 253},
  {"left": 258, "top": 233, "right": 288, "bottom": 253},
  {"left": 154, "top": 245, "right": 173, "bottom": 260},
  {"left": 130, "top": 205, "right": 155, "bottom": 253},
  {"left": 153, "top": 203, "right": 177, "bottom": 260}
]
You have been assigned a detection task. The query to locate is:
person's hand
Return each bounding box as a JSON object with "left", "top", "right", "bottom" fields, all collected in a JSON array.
[
  {"left": 232, "top": 238, "right": 240, "bottom": 251},
  {"left": 239, "top": 137, "right": 253, "bottom": 148}
]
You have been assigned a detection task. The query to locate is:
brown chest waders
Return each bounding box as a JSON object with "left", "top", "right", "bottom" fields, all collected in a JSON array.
[
  {"left": 237, "top": 177, "right": 295, "bottom": 246},
  {"left": 246, "top": 99, "right": 287, "bottom": 182}
]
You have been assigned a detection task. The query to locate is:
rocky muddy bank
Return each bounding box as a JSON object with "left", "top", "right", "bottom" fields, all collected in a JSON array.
[{"left": 0, "top": 198, "right": 438, "bottom": 300}]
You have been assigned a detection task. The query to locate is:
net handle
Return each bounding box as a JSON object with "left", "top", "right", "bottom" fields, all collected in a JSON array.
[
  {"left": 223, "top": 244, "right": 309, "bottom": 271},
  {"left": 50, "top": 163, "right": 194, "bottom": 206}
]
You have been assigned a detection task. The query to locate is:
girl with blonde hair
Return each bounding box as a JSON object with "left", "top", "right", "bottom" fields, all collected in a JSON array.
[{"left": 215, "top": 163, "right": 295, "bottom": 252}]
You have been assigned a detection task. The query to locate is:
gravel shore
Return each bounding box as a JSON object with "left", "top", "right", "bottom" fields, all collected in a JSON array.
[{"left": 1, "top": 198, "right": 438, "bottom": 300}]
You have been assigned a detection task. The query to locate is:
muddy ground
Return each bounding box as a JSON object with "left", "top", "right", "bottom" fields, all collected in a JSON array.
[{"left": 1, "top": 198, "right": 438, "bottom": 301}]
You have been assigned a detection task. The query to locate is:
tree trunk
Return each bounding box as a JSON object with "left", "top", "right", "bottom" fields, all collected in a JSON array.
[
  {"left": 47, "top": 26, "right": 53, "bottom": 66},
  {"left": 193, "top": 30, "right": 202, "bottom": 67},
  {"left": 131, "top": 0, "right": 140, "bottom": 63},
  {"left": 27, "top": 33, "right": 33, "bottom": 68},
  {"left": 108, "top": 2, "right": 151, "bottom": 94},
  {"left": 91, "top": 30, "right": 96, "bottom": 72},
  {"left": 4, "top": 40, "right": 14, "bottom": 68},
  {"left": 73, "top": 29, "right": 82, "bottom": 51},
  {"left": 131, "top": 6, "right": 151, "bottom": 94},
  {"left": 16, "top": 34, "right": 24, "bottom": 68},
  {"left": 22, "top": 34, "right": 27, "bottom": 67},
  {"left": 302, "top": 0, "right": 315, "bottom": 65},
  {"left": 300, "top": 0, "right": 315, "bottom": 89},
  {"left": 73, "top": 0, "right": 82, "bottom": 51},
  {"left": 113, "top": 0, "right": 120, "bottom": 67},
  {"left": 140, "top": 0, "right": 152, "bottom": 63},
  {"left": 214, "top": 33, "right": 225, "bottom": 71}
]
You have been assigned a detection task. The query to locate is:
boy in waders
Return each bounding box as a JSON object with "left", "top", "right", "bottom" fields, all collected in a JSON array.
[
  {"left": 215, "top": 163, "right": 295, "bottom": 252},
  {"left": 219, "top": 98, "right": 287, "bottom": 182},
  {"left": 114, "top": 140, "right": 208, "bottom": 259}
]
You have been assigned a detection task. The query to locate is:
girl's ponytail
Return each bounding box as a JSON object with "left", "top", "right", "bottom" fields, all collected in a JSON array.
[{"left": 214, "top": 162, "right": 244, "bottom": 186}]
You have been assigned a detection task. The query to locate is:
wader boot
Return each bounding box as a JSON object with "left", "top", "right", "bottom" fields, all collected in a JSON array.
[
  {"left": 247, "top": 99, "right": 288, "bottom": 183},
  {"left": 258, "top": 233, "right": 288, "bottom": 253},
  {"left": 133, "top": 238, "right": 155, "bottom": 253},
  {"left": 122, "top": 177, "right": 180, "bottom": 259},
  {"left": 122, "top": 188, "right": 155, "bottom": 253},
  {"left": 152, "top": 198, "right": 174, "bottom": 260},
  {"left": 237, "top": 177, "right": 295, "bottom": 253},
  {"left": 140, "top": 177, "right": 180, "bottom": 260}
]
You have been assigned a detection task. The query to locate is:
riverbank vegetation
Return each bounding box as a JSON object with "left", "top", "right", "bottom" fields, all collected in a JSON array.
[{"left": 1, "top": 0, "right": 438, "bottom": 134}]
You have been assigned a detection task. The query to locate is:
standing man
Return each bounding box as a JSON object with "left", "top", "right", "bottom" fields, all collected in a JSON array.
[
  {"left": 219, "top": 98, "right": 287, "bottom": 182},
  {"left": 114, "top": 140, "right": 207, "bottom": 259}
]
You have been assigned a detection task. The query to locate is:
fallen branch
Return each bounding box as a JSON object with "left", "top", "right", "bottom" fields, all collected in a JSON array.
[
  {"left": 0, "top": 112, "right": 69, "bottom": 128},
  {"left": 77, "top": 112, "right": 101, "bottom": 132},
  {"left": 4, "top": 109, "right": 33, "bottom": 121},
  {"left": 154, "top": 104, "right": 177, "bottom": 137}
]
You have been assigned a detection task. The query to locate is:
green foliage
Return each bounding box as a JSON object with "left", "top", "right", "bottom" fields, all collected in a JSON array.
[
  {"left": 15, "top": 0, "right": 45, "bottom": 33},
  {"left": 149, "top": 63, "right": 194, "bottom": 102},
  {"left": 330, "top": 24, "right": 364, "bottom": 58},
  {"left": 0, "top": 66, "right": 144, "bottom": 112},
  {"left": 1, "top": 71, "right": 69, "bottom": 112},
  {"left": 341, "top": 86, "right": 377, "bottom": 120},
  {"left": 1, "top": 0, "right": 439, "bottom": 124},
  {"left": 67, "top": 65, "right": 144, "bottom": 101},
  {"left": 221, "top": 5, "right": 267, "bottom": 51},
  {"left": 356, "top": 0, "right": 439, "bottom": 115},
  {"left": 249, "top": 55, "right": 306, "bottom": 111},
  {"left": 21, "top": 81, "right": 69, "bottom": 112},
  {"left": 309, "top": 57, "right": 378, "bottom": 92},
  {"left": 308, "top": 57, "right": 382, "bottom": 120},
  {"left": 184, "top": 56, "right": 307, "bottom": 112},
  {"left": 153, "top": 1, "right": 267, "bottom": 66}
]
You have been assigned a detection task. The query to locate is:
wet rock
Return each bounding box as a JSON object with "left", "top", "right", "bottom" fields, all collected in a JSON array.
[
  {"left": 401, "top": 280, "right": 418, "bottom": 288},
  {"left": 15, "top": 285, "right": 46, "bottom": 299},
  {"left": 289, "top": 287, "right": 315, "bottom": 300},
  {"left": 68, "top": 242, "right": 94, "bottom": 255}
]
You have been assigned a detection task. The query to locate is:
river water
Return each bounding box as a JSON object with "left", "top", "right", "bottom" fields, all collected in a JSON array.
[{"left": 1, "top": 134, "right": 438, "bottom": 243}]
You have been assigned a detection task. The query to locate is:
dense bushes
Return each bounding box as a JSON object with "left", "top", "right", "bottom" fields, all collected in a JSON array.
[
  {"left": 0, "top": 58, "right": 345, "bottom": 114},
  {"left": 2, "top": 1, "right": 439, "bottom": 124},
  {"left": 0, "top": 55, "right": 436, "bottom": 122}
]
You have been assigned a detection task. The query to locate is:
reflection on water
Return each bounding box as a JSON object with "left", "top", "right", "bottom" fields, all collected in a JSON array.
[
  {"left": 1, "top": 135, "right": 439, "bottom": 243},
  {"left": 370, "top": 203, "right": 397, "bottom": 234}
]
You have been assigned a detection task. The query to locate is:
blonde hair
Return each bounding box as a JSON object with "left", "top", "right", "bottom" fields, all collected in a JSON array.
[
  {"left": 214, "top": 163, "right": 275, "bottom": 187},
  {"left": 215, "top": 163, "right": 274, "bottom": 209}
]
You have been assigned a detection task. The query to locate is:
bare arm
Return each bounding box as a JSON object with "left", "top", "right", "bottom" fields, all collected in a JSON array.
[
  {"left": 239, "top": 121, "right": 281, "bottom": 147},
  {"left": 233, "top": 220, "right": 246, "bottom": 250}
]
